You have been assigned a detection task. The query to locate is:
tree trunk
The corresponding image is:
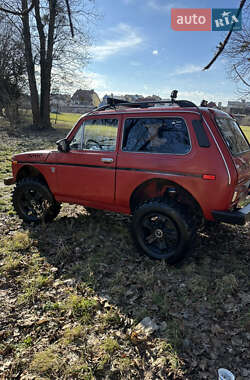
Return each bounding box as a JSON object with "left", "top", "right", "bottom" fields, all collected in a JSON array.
[
  {"left": 33, "top": 0, "right": 57, "bottom": 129},
  {"left": 42, "top": 0, "right": 57, "bottom": 129},
  {"left": 21, "top": 0, "right": 40, "bottom": 128},
  {"left": 34, "top": 0, "right": 51, "bottom": 129}
]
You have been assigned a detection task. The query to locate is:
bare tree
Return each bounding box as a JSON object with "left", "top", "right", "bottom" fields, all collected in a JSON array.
[
  {"left": 223, "top": 2, "right": 250, "bottom": 95},
  {"left": 0, "top": 20, "right": 27, "bottom": 127},
  {"left": 0, "top": 0, "right": 35, "bottom": 15},
  {"left": 203, "top": 0, "right": 249, "bottom": 95},
  {"left": 0, "top": 0, "right": 95, "bottom": 130}
]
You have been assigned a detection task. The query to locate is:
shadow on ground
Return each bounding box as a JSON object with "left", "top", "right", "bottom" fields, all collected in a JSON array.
[{"left": 24, "top": 205, "right": 250, "bottom": 379}]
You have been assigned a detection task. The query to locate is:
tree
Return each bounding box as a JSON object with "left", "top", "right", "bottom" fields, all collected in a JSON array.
[
  {"left": 0, "top": 0, "right": 94, "bottom": 130},
  {"left": 0, "top": 19, "right": 27, "bottom": 127},
  {"left": 204, "top": 0, "right": 249, "bottom": 95},
  {"left": 224, "top": 2, "right": 250, "bottom": 95}
]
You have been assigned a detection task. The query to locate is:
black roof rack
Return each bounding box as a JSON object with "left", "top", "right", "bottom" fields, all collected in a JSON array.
[
  {"left": 105, "top": 97, "right": 198, "bottom": 109},
  {"left": 85, "top": 90, "right": 203, "bottom": 124}
]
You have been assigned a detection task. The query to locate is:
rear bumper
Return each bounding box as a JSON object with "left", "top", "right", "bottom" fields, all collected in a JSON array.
[
  {"left": 212, "top": 203, "right": 250, "bottom": 225},
  {"left": 4, "top": 177, "right": 15, "bottom": 185}
]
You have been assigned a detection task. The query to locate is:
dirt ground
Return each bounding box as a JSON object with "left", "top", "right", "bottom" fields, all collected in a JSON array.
[{"left": 0, "top": 125, "right": 249, "bottom": 379}]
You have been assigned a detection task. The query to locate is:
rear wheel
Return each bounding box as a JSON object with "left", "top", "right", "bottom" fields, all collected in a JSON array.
[
  {"left": 132, "top": 199, "right": 194, "bottom": 264},
  {"left": 12, "top": 177, "right": 61, "bottom": 223}
]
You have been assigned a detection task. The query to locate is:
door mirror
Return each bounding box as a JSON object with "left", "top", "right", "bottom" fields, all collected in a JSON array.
[{"left": 56, "top": 138, "right": 69, "bottom": 153}]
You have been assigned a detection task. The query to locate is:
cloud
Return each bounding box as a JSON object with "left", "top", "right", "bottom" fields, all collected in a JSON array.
[
  {"left": 91, "top": 23, "right": 143, "bottom": 61},
  {"left": 172, "top": 64, "right": 202, "bottom": 75},
  {"left": 161, "top": 88, "right": 229, "bottom": 105},
  {"left": 152, "top": 49, "right": 158, "bottom": 55},
  {"left": 147, "top": 0, "right": 177, "bottom": 12},
  {"left": 178, "top": 90, "right": 228, "bottom": 105},
  {"left": 83, "top": 71, "right": 108, "bottom": 91}
]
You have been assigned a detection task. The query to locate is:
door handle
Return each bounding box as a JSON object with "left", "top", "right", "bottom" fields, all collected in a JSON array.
[{"left": 101, "top": 157, "right": 114, "bottom": 163}]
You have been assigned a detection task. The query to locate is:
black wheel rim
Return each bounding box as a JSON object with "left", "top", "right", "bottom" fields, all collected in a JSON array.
[
  {"left": 19, "top": 186, "right": 50, "bottom": 220},
  {"left": 138, "top": 212, "right": 180, "bottom": 258}
]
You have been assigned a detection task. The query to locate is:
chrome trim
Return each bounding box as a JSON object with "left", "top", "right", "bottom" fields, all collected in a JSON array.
[
  {"left": 203, "top": 119, "right": 231, "bottom": 185},
  {"left": 101, "top": 157, "right": 114, "bottom": 163},
  {"left": 232, "top": 192, "right": 238, "bottom": 202},
  {"left": 120, "top": 115, "right": 192, "bottom": 156}
]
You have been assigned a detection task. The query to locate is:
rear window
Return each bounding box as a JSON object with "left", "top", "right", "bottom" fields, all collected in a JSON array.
[
  {"left": 215, "top": 118, "right": 249, "bottom": 155},
  {"left": 122, "top": 117, "right": 191, "bottom": 154}
]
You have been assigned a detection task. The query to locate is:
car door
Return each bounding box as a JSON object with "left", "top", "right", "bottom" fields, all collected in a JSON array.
[
  {"left": 115, "top": 113, "right": 194, "bottom": 210},
  {"left": 53, "top": 116, "right": 119, "bottom": 205}
]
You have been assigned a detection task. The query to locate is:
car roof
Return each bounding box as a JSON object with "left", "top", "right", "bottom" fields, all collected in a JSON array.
[{"left": 86, "top": 106, "right": 201, "bottom": 117}]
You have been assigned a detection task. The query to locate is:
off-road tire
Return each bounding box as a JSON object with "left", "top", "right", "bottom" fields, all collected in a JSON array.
[
  {"left": 12, "top": 177, "right": 61, "bottom": 223},
  {"left": 132, "top": 199, "right": 195, "bottom": 264}
]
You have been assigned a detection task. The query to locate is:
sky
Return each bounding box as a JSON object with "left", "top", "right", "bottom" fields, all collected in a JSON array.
[{"left": 77, "top": 0, "right": 249, "bottom": 105}]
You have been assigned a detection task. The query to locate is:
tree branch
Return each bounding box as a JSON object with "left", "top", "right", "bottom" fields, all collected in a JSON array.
[
  {"left": 65, "top": 0, "right": 74, "bottom": 38},
  {"left": 0, "top": 0, "right": 35, "bottom": 15},
  {"left": 203, "top": 0, "right": 247, "bottom": 70},
  {"left": 233, "top": 64, "right": 250, "bottom": 87}
]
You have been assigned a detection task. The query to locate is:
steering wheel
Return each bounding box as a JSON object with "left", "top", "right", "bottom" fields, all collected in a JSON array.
[{"left": 85, "top": 139, "right": 102, "bottom": 150}]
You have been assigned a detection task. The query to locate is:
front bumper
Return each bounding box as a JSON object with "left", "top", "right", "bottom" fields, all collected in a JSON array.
[
  {"left": 4, "top": 177, "right": 15, "bottom": 185},
  {"left": 212, "top": 203, "right": 250, "bottom": 225}
]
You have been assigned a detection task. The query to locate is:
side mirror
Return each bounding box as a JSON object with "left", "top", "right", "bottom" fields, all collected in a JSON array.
[{"left": 56, "top": 138, "right": 69, "bottom": 153}]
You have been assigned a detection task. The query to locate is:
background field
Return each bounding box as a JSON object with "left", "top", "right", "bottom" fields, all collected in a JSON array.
[
  {"left": 241, "top": 126, "right": 250, "bottom": 141},
  {"left": 50, "top": 112, "right": 82, "bottom": 129},
  {"left": 0, "top": 121, "right": 249, "bottom": 379}
]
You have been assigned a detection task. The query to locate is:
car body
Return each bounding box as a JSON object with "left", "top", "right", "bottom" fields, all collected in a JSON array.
[{"left": 5, "top": 97, "right": 250, "bottom": 263}]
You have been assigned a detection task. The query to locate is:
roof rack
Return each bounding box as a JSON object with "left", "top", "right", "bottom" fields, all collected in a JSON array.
[
  {"left": 85, "top": 90, "right": 203, "bottom": 123},
  {"left": 105, "top": 96, "right": 198, "bottom": 109}
]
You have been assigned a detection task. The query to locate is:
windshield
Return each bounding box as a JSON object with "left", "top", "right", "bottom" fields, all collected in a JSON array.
[{"left": 215, "top": 118, "right": 249, "bottom": 155}]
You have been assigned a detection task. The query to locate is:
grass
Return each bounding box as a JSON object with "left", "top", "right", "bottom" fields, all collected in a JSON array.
[
  {"left": 18, "top": 109, "right": 82, "bottom": 130},
  {"left": 50, "top": 112, "right": 82, "bottom": 129},
  {"left": 0, "top": 123, "right": 249, "bottom": 379},
  {"left": 241, "top": 125, "right": 250, "bottom": 141},
  {"left": 62, "top": 294, "right": 98, "bottom": 323},
  {"left": 30, "top": 346, "right": 61, "bottom": 375}
]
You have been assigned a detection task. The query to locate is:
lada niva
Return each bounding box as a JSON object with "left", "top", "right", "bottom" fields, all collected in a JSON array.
[{"left": 5, "top": 92, "right": 250, "bottom": 263}]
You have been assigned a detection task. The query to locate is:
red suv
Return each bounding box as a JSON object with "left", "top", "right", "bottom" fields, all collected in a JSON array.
[{"left": 5, "top": 93, "right": 250, "bottom": 263}]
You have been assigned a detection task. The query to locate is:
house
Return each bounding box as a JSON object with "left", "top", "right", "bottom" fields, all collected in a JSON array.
[
  {"left": 136, "top": 95, "right": 162, "bottom": 102},
  {"left": 71, "top": 89, "right": 100, "bottom": 108},
  {"left": 100, "top": 94, "right": 161, "bottom": 106},
  {"left": 226, "top": 100, "right": 250, "bottom": 115}
]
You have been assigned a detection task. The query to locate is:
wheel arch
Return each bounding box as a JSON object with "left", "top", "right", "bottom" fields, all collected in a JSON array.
[
  {"left": 130, "top": 178, "right": 203, "bottom": 224},
  {"left": 16, "top": 165, "right": 49, "bottom": 187}
]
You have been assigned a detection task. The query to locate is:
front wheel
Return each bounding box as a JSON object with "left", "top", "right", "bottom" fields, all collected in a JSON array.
[
  {"left": 132, "top": 199, "right": 194, "bottom": 264},
  {"left": 12, "top": 177, "right": 61, "bottom": 223}
]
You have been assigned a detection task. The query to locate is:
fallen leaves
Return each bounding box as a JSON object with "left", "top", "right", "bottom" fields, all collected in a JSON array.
[{"left": 0, "top": 128, "right": 249, "bottom": 379}]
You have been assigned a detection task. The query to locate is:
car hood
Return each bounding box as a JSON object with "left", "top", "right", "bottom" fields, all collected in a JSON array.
[{"left": 13, "top": 150, "right": 52, "bottom": 162}]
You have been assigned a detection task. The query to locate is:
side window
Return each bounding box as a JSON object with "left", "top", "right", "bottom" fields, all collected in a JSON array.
[
  {"left": 69, "top": 125, "right": 83, "bottom": 150},
  {"left": 122, "top": 117, "right": 191, "bottom": 154},
  {"left": 216, "top": 118, "right": 249, "bottom": 155},
  {"left": 69, "top": 119, "right": 118, "bottom": 151}
]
